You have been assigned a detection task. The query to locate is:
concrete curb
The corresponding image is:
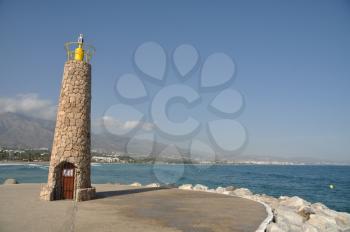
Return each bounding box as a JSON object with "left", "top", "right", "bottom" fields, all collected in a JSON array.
[
  {"left": 176, "top": 186, "right": 273, "bottom": 232},
  {"left": 249, "top": 200, "right": 273, "bottom": 232}
]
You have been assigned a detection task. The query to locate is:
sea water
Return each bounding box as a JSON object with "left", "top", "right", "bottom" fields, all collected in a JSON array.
[{"left": 0, "top": 163, "right": 349, "bottom": 213}]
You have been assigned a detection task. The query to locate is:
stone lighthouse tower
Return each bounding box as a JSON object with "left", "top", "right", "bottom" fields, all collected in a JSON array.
[{"left": 40, "top": 35, "right": 96, "bottom": 201}]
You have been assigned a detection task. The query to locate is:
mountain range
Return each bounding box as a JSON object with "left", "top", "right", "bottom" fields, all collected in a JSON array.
[
  {"left": 0, "top": 112, "right": 150, "bottom": 155},
  {"left": 1, "top": 112, "right": 346, "bottom": 164}
]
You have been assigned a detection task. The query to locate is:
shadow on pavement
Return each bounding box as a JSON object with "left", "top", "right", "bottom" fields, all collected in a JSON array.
[{"left": 95, "top": 186, "right": 171, "bottom": 199}]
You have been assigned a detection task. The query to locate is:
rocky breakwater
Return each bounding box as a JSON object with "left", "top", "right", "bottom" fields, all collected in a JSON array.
[{"left": 177, "top": 184, "right": 350, "bottom": 232}]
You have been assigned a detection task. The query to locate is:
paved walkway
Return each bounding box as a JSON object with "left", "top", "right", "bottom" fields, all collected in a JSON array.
[{"left": 0, "top": 184, "right": 267, "bottom": 232}]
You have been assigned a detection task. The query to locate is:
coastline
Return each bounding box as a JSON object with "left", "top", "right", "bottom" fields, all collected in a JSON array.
[
  {"left": 0, "top": 161, "right": 49, "bottom": 165},
  {"left": 1, "top": 160, "right": 350, "bottom": 166}
]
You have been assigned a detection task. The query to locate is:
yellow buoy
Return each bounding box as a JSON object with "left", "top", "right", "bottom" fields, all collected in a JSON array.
[
  {"left": 329, "top": 184, "right": 334, "bottom": 189},
  {"left": 74, "top": 34, "right": 84, "bottom": 61}
]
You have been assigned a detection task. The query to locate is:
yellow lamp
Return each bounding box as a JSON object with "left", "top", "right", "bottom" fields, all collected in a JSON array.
[
  {"left": 65, "top": 34, "right": 95, "bottom": 63},
  {"left": 74, "top": 34, "right": 85, "bottom": 61}
]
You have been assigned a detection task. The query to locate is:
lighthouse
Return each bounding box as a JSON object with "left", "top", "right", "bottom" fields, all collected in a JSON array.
[{"left": 40, "top": 35, "right": 96, "bottom": 201}]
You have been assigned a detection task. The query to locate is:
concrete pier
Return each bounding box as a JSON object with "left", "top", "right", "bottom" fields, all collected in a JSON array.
[{"left": 1, "top": 184, "right": 267, "bottom": 232}]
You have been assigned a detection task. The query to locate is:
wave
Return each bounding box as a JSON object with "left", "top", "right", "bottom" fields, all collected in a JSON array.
[
  {"left": 0, "top": 163, "right": 27, "bottom": 166},
  {"left": 26, "top": 163, "right": 49, "bottom": 169},
  {"left": 91, "top": 163, "right": 102, "bottom": 167}
]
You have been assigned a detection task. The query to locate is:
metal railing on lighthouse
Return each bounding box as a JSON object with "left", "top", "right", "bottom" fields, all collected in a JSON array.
[{"left": 64, "top": 34, "right": 95, "bottom": 63}]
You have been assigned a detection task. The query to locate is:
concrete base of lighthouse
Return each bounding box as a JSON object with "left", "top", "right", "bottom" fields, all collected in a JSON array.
[
  {"left": 39, "top": 185, "right": 54, "bottom": 201},
  {"left": 40, "top": 185, "right": 96, "bottom": 201},
  {"left": 75, "top": 187, "right": 96, "bottom": 201}
]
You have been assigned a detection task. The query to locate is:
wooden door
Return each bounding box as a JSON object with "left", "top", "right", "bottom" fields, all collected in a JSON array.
[{"left": 61, "top": 163, "right": 75, "bottom": 199}]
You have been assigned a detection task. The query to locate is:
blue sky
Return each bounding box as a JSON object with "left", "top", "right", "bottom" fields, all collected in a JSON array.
[{"left": 0, "top": 0, "right": 349, "bottom": 161}]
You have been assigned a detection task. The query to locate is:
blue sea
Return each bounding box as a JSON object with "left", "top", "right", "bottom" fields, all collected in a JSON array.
[{"left": 0, "top": 163, "right": 349, "bottom": 213}]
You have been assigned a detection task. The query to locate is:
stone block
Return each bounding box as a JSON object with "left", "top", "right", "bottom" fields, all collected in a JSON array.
[
  {"left": 39, "top": 184, "right": 54, "bottom": 201},
  {"left": 76, "top": 187, "right": 96, "bottom": 201}
]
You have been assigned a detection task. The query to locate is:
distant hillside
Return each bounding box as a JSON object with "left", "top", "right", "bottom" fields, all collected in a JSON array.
[
  {"left": 91, "top": 132, "right": 159, "bottom": 156},
  {"left": 0, "top": 112, "right": 344, "bottom": 164},
  {"left": 0, "top": 112, "right": 157, "bottom": 156},
  {"left": 0, "top": 112, "right": 54, "bottom": 148}
]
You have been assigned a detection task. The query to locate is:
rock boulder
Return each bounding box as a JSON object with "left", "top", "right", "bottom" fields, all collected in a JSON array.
[
  {"left": 3, "top": 178, "right": 18, "bottom": 185},
  {"left": 130, "top": 182, "right": 142, "bottom": 187},
  {"left": 178, "top": 184, "right": 193, "bottom": 190},
  {"left": 193, "top": 184, "right": 208, "bottom": 191},
  {"left": 232, "top": 188, "right": 252, "bottom": 197},
  {"left": 279, "top": 196, "right": 310, "bottom": 211},
  {"left": 145, "top": 183, "right": 160, "bottom": 188}
]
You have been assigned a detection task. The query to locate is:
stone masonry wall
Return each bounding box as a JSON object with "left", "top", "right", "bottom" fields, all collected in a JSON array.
[{"left": 40, "top": 60, "right": 95, "bottom": 201}]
